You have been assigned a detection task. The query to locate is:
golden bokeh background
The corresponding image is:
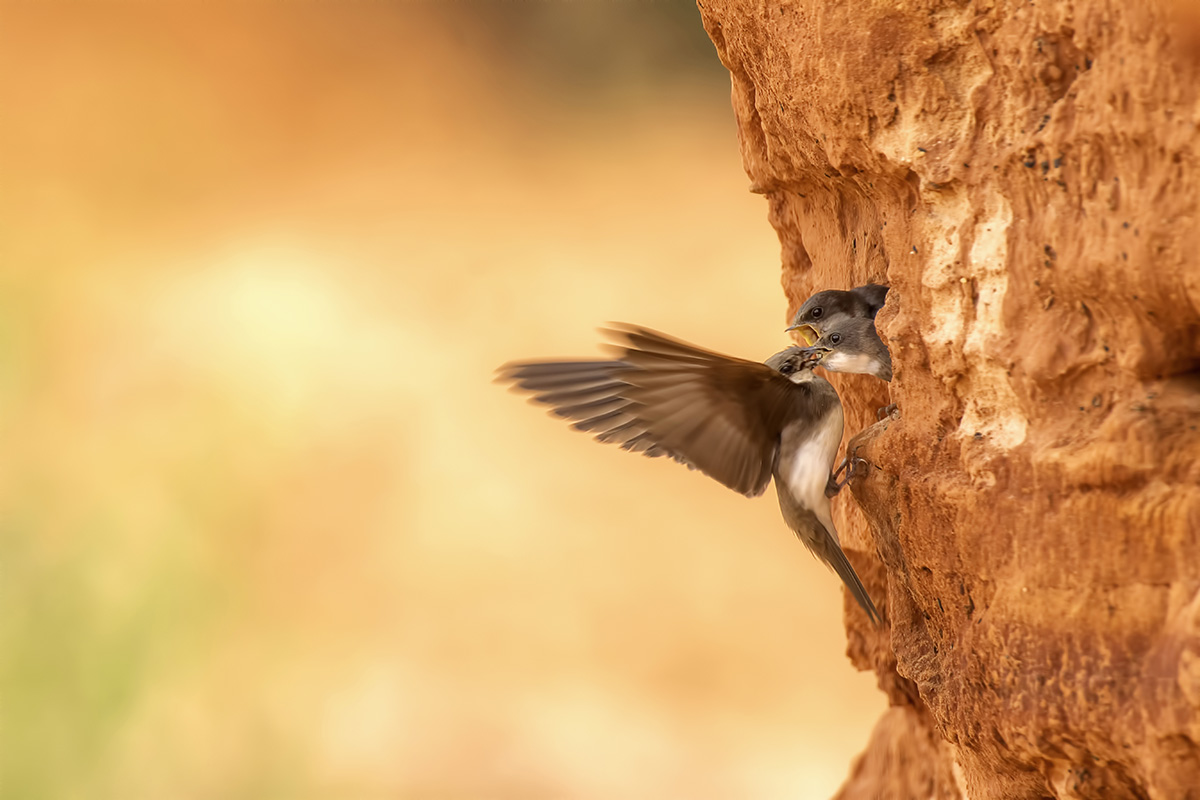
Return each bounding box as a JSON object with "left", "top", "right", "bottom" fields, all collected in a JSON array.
[{"left": 0, "top": 3, "right": 883, "bottom": 797}]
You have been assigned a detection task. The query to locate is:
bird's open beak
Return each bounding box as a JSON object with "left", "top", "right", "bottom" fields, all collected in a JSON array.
[
  {"left": 797, "top": 345, "right": 828, "bottom": 366},
  {"left": 785, "top": 323, "right": 819, "bottom": 346}
]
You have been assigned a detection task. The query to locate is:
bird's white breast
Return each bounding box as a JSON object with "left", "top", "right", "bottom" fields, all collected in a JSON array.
[
  {"left": 780, "top": 403, "right": 844, "bottom": 533},
  {"left": 825, "top": 350, "right": 886, "bottom": 378}
]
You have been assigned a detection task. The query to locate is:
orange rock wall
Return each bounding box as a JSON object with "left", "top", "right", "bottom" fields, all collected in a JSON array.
[{"left": 698, "top": 0, "right": 1200, "bottom": 797}]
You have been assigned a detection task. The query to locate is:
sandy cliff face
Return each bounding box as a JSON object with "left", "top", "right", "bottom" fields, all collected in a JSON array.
[{"left": 697, "top": 0, "right": 1200, "bottom": 796}]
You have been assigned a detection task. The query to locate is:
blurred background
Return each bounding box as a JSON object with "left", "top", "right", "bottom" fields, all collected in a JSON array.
[{"left": 0, "top": 2, "right": 884, "bottom": 797}]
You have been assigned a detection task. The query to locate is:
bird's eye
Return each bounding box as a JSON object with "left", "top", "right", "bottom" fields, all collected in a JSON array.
[
  {"left": 778, "top": 361, "right": 795, "bottom": 375},
  {"left": 830, "top": 333, "right": 842, "bottom": 345},
  {"left": 811, "top": 307, "right": 823, "bottom": 319}
]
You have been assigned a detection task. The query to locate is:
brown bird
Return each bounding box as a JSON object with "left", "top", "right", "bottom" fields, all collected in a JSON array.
[{"left": 496, "top": 325, "right": 882, "bottom": 626}]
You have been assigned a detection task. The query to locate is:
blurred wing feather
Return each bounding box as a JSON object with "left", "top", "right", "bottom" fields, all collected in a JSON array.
[{"left": 497, "top": 325, "right": 805, "bottom": 497}]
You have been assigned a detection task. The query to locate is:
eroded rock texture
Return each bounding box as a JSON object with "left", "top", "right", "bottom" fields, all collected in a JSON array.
[{"left": 698, "top": 0, "right": 1200, "bottom": 797}]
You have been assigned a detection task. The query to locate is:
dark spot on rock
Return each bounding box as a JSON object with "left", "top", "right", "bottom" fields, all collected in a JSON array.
[
  {"left": 918, "top": 147, "right": 927, "bottom": 153},
  {"left": 1053, "top": 157, "right": 1062, "bottom": 168},
  {"left": 974, "top": 432, "right": 983, "bottom": 440},
  {"left": 912, "top": 245, "right": 918, "bottom": 254},
  {"left": 963, "top": 162, "right": 970, "bottom": 168},
  {"left": 1041, "top": 161, "right": 1050, "bottom": 173},
  {"left": 1044, "top": 244, "right": 1057, "bottom": 260},
  {"left": 1023, "top": 156, "right": 1037, "bottom": 168},
  {"left": 1123, "top": 221, "right": 1130, "bottom": 228},
  {"left": 1092, "top": 395, "right": 1102, "bottom": 407}
]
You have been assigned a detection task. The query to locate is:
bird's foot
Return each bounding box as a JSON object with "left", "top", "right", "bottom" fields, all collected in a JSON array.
[
  {"left": 876, "top": 403, "right": 899, "bottom": 421},
  {"left": 825, "top": 451, "right": 869, "bottom": 497}
]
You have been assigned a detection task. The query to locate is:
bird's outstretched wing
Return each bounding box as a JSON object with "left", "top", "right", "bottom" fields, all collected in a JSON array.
[{"left": 496, "top": 325, "right": 801, "bottom": 498}]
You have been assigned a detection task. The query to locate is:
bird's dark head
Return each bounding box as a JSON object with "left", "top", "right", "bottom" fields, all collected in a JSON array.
[
  {"left": 785, "top": 289, "right": 860, "bottom": 344},
  {"left": 799, "top": 317, "right": 893, "bottom": 381},
  {"left": 786, "top": 284, "right": 889, "bottom": 344},
  {"left": 764, "top": 346, "right": 823, "bottom": 382}
]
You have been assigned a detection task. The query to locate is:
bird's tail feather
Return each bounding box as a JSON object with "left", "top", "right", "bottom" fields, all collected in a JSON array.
[{"left": 822, "top": 540, "right": 882, "bottom": 627}]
